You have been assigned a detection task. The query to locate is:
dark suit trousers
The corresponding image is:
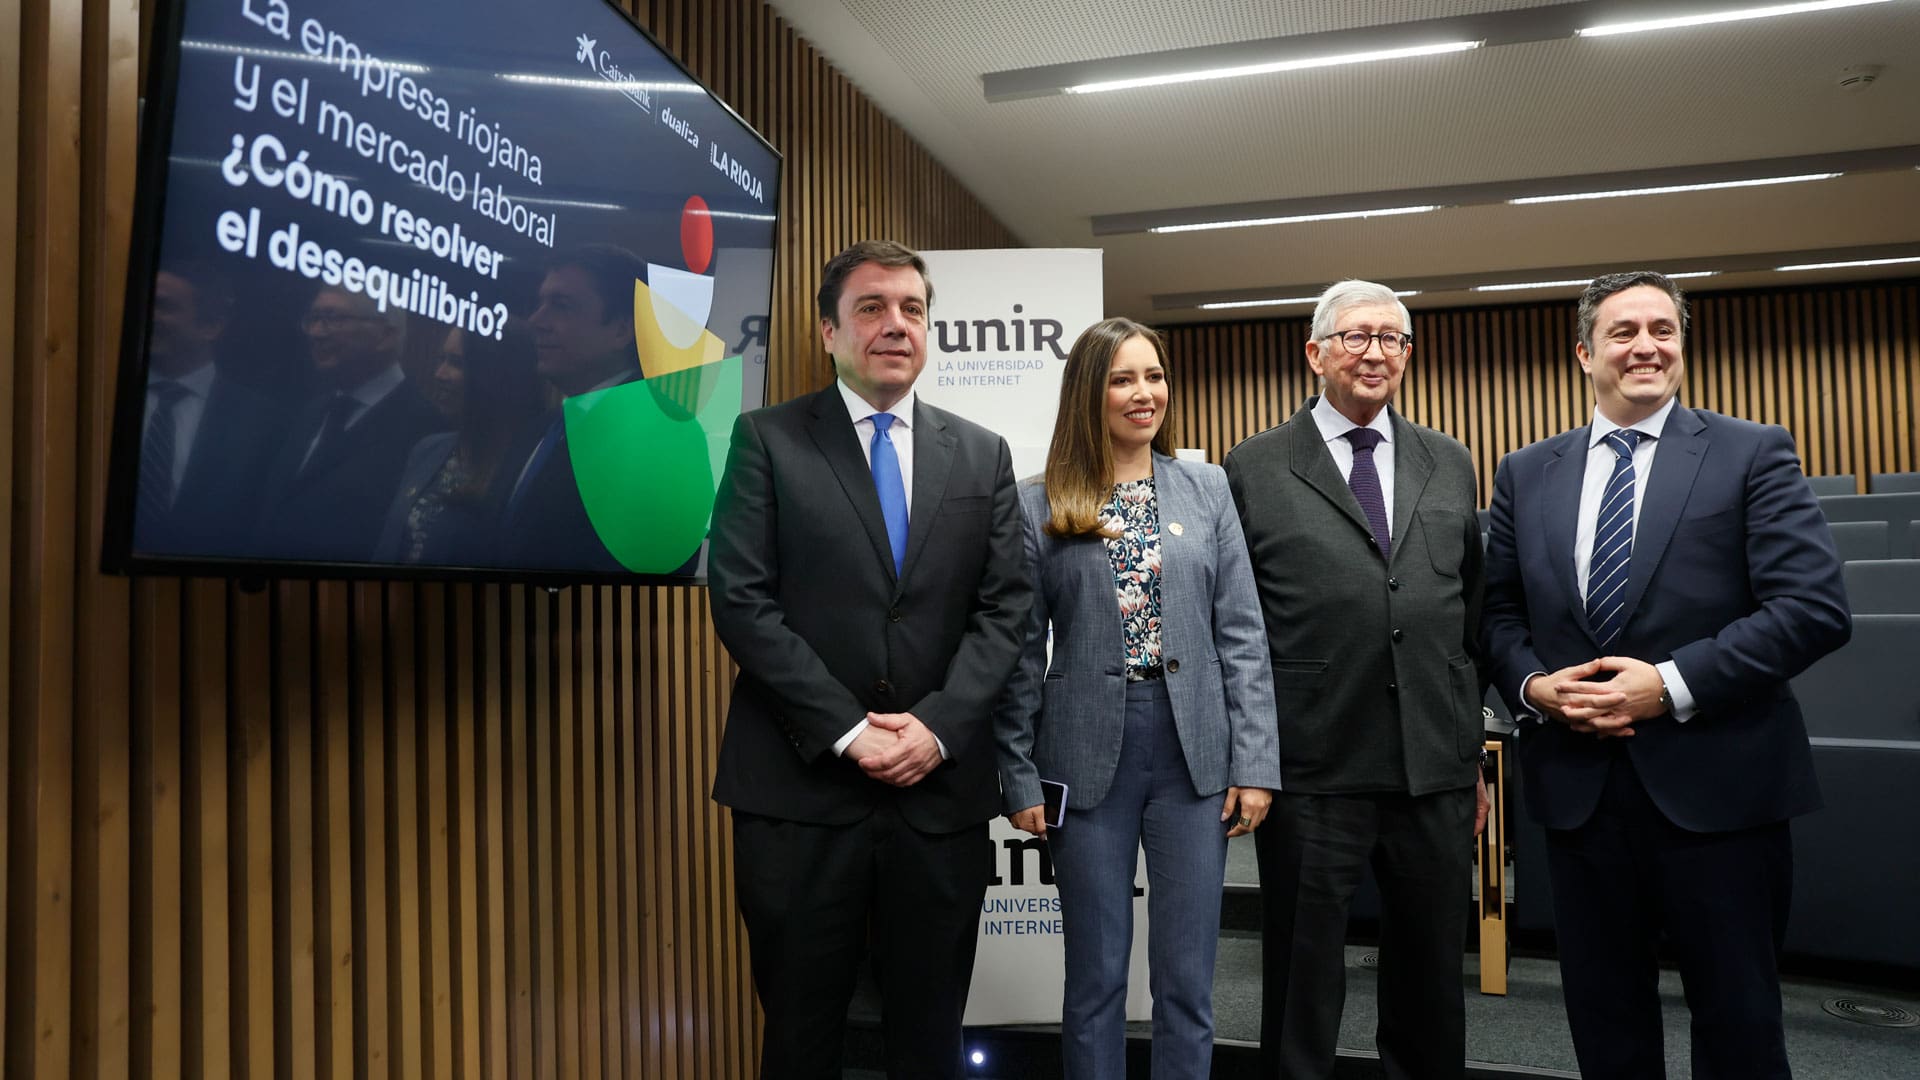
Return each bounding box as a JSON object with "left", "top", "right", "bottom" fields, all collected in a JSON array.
[
  {"left": 1256, "top": 788, "right": 1475, "bottom": 1080},
  {"left": 732, "top": 804, "right": 992, "bottom": 1080},
  {"left": 1545, "top": 749, "right": 1793, "bottom": 1080}
]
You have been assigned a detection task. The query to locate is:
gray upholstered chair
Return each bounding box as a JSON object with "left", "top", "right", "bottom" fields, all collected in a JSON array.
[
  {"left": 1842, "top": 560, "right": 1920, "bottom": 614},
  {"left": 1868, "top": 471, "right": 1920, "bottom": 494},
  {"left": 1819, "top": 493, "right": 1920, "bottom": 557},
  {"left": 1828, "top": 520, "right": 1890, "bottom": 562},
  {"left": 1791, "top": 614, "right": 1920, "bottom": 741}
]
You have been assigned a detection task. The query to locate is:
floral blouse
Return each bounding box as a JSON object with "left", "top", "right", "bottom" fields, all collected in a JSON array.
[
  {"left": 1101, "top": 476, "right": 1165, "bottom": 680},
  {"left": 402, "top": 449, "right": 469, "bottom": 562}
]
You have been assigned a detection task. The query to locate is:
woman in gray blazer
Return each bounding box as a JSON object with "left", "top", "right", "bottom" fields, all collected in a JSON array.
[{"left": 996, "top": 318, "right": 1280, "bottom": 1080}]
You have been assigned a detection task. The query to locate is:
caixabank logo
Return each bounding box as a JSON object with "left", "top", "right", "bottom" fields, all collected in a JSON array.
[
  {"left": 563, "top": 197, "right": 743, "bottom": 573},
  {"left": 573, "top": 32, "right": 652, "bottom": 114}
]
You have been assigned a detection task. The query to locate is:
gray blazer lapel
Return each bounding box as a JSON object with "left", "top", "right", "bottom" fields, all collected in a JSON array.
[
  {"left": 1542, "top": 428, "right": 1593, "bottom": 641},
  {"left": 902, "top": 400, "right": 956, "bottom": 585},
  {"left": 1386, "top": 410, "right": 1433, "bottom": 569},
  {"left": 805, "top": 388, "right": 897, "bottom": 580},
  {"left": 1151, "top": 453, "right": 1204, "bottom": 640},
  {"left": 1288, "top": 410, "right": 1374, "bottom": 543},
  {"left": 1619, "top": 408, "right": 1707, "bottom": 629}
]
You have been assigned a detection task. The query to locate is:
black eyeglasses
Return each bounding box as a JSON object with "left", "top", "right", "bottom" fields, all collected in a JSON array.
[{"left": 1324, "top": 329, "right": 1412, "bottom": 357}]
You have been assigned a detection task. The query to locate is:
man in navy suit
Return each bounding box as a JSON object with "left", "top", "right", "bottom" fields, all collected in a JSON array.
[{"left": 1482, "top": 270, "right": 1851, "bottom": 1079}]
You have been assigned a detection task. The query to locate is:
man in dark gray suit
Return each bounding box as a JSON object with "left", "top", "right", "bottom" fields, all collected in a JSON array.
[
  {"left": 1224, "top": 279, "right": 1488, "bottom": 1080},
  {"left": 707, "top": 241, "right": 1032, "bottom": 1079}
]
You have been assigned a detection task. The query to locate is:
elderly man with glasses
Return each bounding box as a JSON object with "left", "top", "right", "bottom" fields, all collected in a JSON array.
[{"left": 1224, "top": 279, "right": 1490, "bottom": 1080}]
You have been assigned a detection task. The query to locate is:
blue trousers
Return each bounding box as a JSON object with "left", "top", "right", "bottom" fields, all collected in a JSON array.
[{"left": 1047, "top": 679, "right": 1228, "bottom": 1080}]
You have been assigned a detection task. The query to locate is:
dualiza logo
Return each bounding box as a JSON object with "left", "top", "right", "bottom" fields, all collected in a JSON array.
[{"left": 572, "top": 31, "right": 650, "bottom": 113}]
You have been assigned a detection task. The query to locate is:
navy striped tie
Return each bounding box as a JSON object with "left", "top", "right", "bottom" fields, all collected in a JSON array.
[
  {"left": 1586, "top": 429, "right": 1644, "bottom": 648},
  {"left": 135, "top": 380, "right": 189, "bottom": 538}
]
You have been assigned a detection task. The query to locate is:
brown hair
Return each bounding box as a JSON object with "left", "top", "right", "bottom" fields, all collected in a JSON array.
[
  {"left": 1042, "top": 318, "right": 1177, "bottom": 537},
  {"left": 816, "top": 240, "right": 933, "bottom": 324},
  {"left": 1577, "top": 270, "right": 1689, "bottom": 352}
]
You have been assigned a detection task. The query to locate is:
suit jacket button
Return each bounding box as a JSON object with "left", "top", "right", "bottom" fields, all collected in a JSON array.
[
  {"left": 1166, "top": 659, "right": 1180, "bottom": 674},
  {"left": 888, "top": 608, "right": 903, "bottom": 623},
  {"left": 1391, "top": 628, "right": 1404, "bottom": 642},
  {"left": 874, "top": 679, "right": 892, "bottom": 697},
  {"left": 1388, "top": 578, "right": 1401, "bottom": 590},
  {"left": 1387, "top": 682, "right": 1398, "bottom": 694}
]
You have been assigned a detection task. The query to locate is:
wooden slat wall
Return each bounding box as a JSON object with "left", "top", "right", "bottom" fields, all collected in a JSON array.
[
  {"left": 1163, "top": 282, "right": 1920, "bottom": 497},
  {"left": 2, "top": 0, "right": 1014, "bottom": 1078}
]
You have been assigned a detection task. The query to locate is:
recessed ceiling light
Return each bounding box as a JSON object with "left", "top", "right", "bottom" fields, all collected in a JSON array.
[
  {"left": 1199, "top": 290, "right": 1420, "bottom": 310},
  {"left": 1578, "top": 0, "right": 1892, "bottom": 39},
  {"left": 1199, "top": 297, "right": 1321, "bottom": 310},
  {"left": 1151, "top": 205, "right": 1439, "bottom": 234},
  {"left": 1509, "top": 173, "right": 1839, "bottom": 205},
  {"left": 1066, "top": 41, "right": 1481, "bottom": 95},
  {"left": 1472, "top": 278, "right": 1592, "bottom": 292},
  {"left": 1775, "top": 255, "right": 1920, "bottom": 271}
]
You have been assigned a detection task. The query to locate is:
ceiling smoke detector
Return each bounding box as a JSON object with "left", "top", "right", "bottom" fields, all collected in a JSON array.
[{"left": 1837, "top": 64, "right": 1883, "bottom": 91}]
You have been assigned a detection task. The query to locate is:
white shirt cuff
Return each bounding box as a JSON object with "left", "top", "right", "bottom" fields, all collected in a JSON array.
[
  {"left": 1516, "top": 672, "right": 1548, "bottom": 723},
  {"left": 832, "top": 718, "right": 868, "bottom": 757},
  {"left": 1655, "top": 660, "right": 1697, "bottom": 722}
]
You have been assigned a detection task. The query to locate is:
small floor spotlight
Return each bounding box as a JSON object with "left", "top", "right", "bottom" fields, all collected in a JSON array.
[{"left": 969, "top": 1048, "right": 986, "bottom": 1066}]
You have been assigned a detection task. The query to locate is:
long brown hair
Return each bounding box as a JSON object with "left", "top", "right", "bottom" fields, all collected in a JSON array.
[{"left": 1042, "top": 318, "right": 1177, "bottom": 537}]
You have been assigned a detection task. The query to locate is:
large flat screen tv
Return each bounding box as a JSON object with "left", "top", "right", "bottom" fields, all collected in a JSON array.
[{"left": 102, "top": 0, "right": 780, "bottom": 584}]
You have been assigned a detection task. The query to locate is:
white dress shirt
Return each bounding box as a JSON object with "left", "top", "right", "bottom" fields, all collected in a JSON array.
[
  {"left": 829, "top": 380, "right": 945, "bottom": 758},
  {"left": 1521, "top": 397, "right": 1698, "bottom": 722},
  {"left": 1310, "top": 393, "right": 1395, "bottom": 539}
]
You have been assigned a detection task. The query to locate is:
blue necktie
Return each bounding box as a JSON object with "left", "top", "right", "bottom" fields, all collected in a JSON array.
[
  {"left": 1344, "top": 427, "right": 1391, "bottom": 560},
  {"left": 1586, "top": 429, "right": 1644, "bottom": 648},
  {"left": 869, "top": 413, "right": 908, "bottom": 575}
]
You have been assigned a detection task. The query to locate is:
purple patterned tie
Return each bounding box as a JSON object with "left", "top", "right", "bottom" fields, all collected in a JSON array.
[{"left": 1344, "top": 427, "right": 1391, "bottom": 560}]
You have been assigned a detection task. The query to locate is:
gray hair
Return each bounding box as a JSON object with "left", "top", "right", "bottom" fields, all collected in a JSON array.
[
  {"left": 1576, "top": 271, "right": 1688, "bottom": 352},
  {"left": 1310, "top": 280, "right": 1410, "bottom": 342}
]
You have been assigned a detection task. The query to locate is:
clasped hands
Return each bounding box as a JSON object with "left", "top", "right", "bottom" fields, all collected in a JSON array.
[
  {"left": 1524, "top": 655, "right": 1668, "bottom": 738},
  {"left": 844, "top": 711, "right": 943, "bottom": 787}
]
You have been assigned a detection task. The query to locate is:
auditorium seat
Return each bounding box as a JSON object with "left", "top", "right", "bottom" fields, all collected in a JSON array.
[
  {"left": 1806, "top": 474, "right": 1856, "bottom": 496},
  {"left": 1791, "top": 615, "right": 1920, "bottom": 742},
  {"left": 1828, "top": 521, "right": 1891, "bottom": 561},
  {"left": 1785, "top": 741, "right": 1920, "bottom": 970},
  {"left": 1841, "top": 561, "right": 1920, "bottom": 614},
  {"left": 1827, "top": 518, "right": 1889, "bottom": 557},
  {"left": 1819, "top": 493, "right": 1920, "bottom": 557},
  {"left": 1868, "top": 471, "right": 1920, "bottom": 495}
]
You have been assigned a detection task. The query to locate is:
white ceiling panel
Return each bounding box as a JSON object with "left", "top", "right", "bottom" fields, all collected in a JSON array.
[{"left": 768, "top": 0, "right": 1920, "bottom": 321}]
